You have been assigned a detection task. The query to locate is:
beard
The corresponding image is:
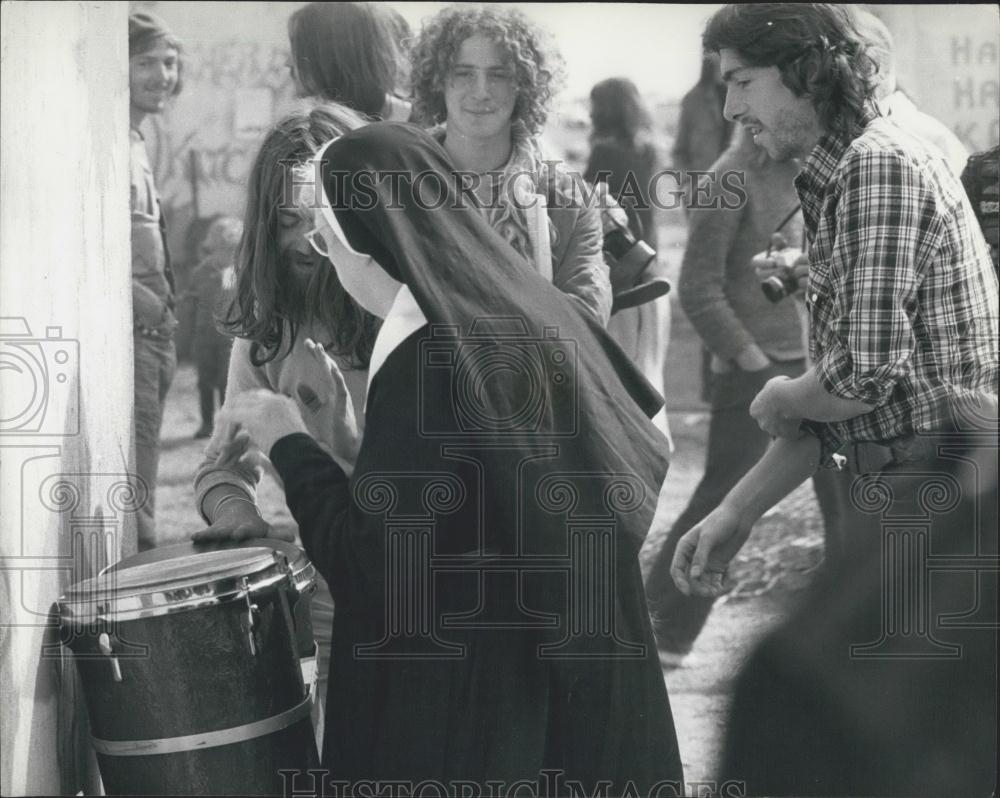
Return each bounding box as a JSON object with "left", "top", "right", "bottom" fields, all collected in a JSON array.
[
  {"left": 278, "top": 249, "right": 325, "bottom": 324},
  {"left": 762, "top": 106, "right": 819, "bottom": 162}
]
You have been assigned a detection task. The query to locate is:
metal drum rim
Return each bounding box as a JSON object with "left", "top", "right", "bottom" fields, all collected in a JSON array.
[
  {"left": 57, "top": 550, "right": 293, "bottom": 626},
  {"left": 99, "top": 539, "right": 317, "bottom": 594}
]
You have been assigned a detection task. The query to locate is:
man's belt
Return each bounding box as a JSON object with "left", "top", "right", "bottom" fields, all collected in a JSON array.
[{"left": 848, "top": 433, "right": 944, "bottom": 475}]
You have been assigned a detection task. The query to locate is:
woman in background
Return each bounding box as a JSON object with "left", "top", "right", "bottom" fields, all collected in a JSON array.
[
  {"left": 287, "top": 1, "right": 412, "bottom": 122},
  {"left": 585, "top": 77, "right": 673, "bottom": 441},
  {"left": 409, "top": 4, "right": 612, "bottom": 325},
  {"left": 191, "top": 103, "right": 377, "bottom": 747}
]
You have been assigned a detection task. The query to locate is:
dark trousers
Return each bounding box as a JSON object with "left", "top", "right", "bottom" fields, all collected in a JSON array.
[
  {"left": 644, "top": 359, "right": 859, "bottom": 653},
  {"left": 195, "top": 335, "right": 231, "bottom": 429},
  {"left": 720, "top": 426, "right": 998, "bottom": 796}
]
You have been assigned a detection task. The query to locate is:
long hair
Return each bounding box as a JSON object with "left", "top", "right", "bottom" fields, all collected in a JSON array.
[
  {"left": 409, "top": 4, "right": 564, "bottom": 136},
  {"left": 703, "top": 3, "right": 878, "bottom": 138},
  {"left": 287, "top": 2, "right": 400, "bottom": 116},
  {"left": 589, "top": 77, "right": 652, "bottom": 148},
  {"left": 222, "top": 103, "right": 380, "bottom": 369}
]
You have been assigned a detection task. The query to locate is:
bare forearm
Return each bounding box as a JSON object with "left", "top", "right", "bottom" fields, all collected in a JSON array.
[
  {"left": 722, "top": 435, "right": 820, "bottom": 532},
  {"left": 783, "top": 367, "right": 875, "bottom": 422}
]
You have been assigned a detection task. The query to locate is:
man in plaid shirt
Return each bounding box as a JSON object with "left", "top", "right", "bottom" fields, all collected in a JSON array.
[{"left": 665, "top": 4, "right": 998, "bottom": 795}]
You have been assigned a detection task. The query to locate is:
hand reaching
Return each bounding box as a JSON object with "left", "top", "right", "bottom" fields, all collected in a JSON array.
[
  {"left": 216, "top": 389, "right": 309, "bottom": 456},
  {"left": 670, "top": 505, "right": 748, "bottom": 597},
  {"left": 296, "top": 338, "right": 361, "bottom": 475}
]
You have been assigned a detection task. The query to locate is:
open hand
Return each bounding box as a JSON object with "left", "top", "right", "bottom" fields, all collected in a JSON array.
[{"left": 298, "top": 339, "right": 361, "bottom": 474}]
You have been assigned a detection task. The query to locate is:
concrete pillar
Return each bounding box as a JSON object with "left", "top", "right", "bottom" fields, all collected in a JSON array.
[{"left": 1, "top": 2, "right": 132, "bottom": 794}]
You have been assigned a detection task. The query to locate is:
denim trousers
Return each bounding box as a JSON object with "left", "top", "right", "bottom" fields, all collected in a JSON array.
[
  {"left": 644, "top": 359, "right": 857, "bottom": 654},
  {"left": 134, "top": 333, "right": 176, "bottom": 550}
]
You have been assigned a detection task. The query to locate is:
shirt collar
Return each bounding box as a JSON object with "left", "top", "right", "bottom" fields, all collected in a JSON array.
[
  {"left": 794, "top": 110, "right": 877, "bottom": 234},
  {"left": 366, "top": 284, "right": 427, "bottom": 400}
]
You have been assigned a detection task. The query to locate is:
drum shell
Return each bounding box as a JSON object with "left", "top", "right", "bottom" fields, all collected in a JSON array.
[{"left": 63, "top": 577, "right": 318, "bottom": 796}]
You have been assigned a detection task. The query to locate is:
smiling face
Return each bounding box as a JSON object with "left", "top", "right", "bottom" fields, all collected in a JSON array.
[
  {"left": 719, "top": 48, "right": 823, "bottom": 162},
  {"left": 129, "top": 39, "right": 179, "bottom": 116},
  {"left": 443, "top": 34, "right": 518, "bottom": 145}
]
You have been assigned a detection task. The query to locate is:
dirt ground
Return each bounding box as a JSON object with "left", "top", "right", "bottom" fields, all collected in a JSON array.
[{"left": 152, "top": 219, "right": 827, "bottom": 787}]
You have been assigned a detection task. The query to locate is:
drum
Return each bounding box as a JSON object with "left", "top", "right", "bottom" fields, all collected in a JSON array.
[
  {"left": 103, "top": 539, "right": 319, "bottom": 694},
  {"left": 58, "top": 547, "right": 319, "bottom": 796}
]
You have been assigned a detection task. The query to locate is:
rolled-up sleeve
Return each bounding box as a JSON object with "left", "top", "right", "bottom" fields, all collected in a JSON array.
[{"left": 812, "top": 149, "right": 941, "bottom": 407}]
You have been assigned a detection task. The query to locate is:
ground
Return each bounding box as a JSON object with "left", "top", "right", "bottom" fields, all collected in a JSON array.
[{"left": 153, "top": 215, "right": 828, "bottom": 788}]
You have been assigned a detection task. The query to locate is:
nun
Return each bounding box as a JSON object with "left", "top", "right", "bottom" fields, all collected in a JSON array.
[{"left": 212, "top": 122, "right": 683, "bottom": 796}]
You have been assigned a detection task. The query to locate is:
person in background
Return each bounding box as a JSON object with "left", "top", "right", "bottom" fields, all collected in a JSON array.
[
  {"left": 287, "top": 1, "right": 411, "bottom": 122},
  {"left": 673, "top": 50, "right": 737, "bottom": 402},
  {"left": 129, "top": 11, "right": 182, "bottom": 551},
  {"left": 585, "top": 77, "right": 673, "bottom": 441},
  {"left": 192, "top": 104, "right": 377, "bottom": 747},
  {"left": 410, "top": 4, "right": 612, "bottom": 326},
  {"left": 188, "top": 216, "right": 241, "bottom": 439},
  {"left": 672, "top": 51, "right": 735, "bottom": 196},
  {"left": 961, "top": 144, "right": 1000, "bottom": 273},
  {"left": 672, "top": 6, "right": 997, "bottom": 793},
  {"left": 854, "top": 9, "right": 969, "bottom": 176}
]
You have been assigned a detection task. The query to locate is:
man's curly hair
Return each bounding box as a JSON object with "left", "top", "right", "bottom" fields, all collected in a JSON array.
[
  {"left": 410, "top": 5, "right": 564, "bottom": 136},
  {"left": 704, "top": 3, "right": 879, "bottom": 139}
]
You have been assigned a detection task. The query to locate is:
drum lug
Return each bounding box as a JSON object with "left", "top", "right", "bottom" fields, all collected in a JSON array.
[
  {"left": 240, "top": 577, "right": 260, "bottom": 656},
  {"left": 97, "top": 632, "right": 123, "bottom": 683}
]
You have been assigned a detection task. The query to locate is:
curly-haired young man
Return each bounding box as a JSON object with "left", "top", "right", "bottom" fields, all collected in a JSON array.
[
  {"left": 666, "top": 5, "right": 997, "bottom": 795},
  {"left": 410, "top": 5, "right": 612, "bottom": 325}
]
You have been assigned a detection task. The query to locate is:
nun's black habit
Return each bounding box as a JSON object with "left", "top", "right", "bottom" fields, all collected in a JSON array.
[{"left": 269, "top": 123, "right": 683, "bottom": 795}]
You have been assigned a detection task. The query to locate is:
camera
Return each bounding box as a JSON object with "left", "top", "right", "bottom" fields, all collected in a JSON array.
[
  {"left": 761, "top": 268, "right": 801, "bottom": 303},
  {"left": 0, "top": 317, "right": 79, "bottom": 435},
  {"left": 419, "top": 318, "right": 577, "bottom": 437},
  {"left": 755, "top": 233, "right": 806, "bottom": 303},
  {"left": 603, "top": 216, "right": 657, "bottom": 291}
]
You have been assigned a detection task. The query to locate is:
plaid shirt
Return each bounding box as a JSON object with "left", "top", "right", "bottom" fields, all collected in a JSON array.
[{"left": 795, "top": 113, "right": 999, "bottom": 459}]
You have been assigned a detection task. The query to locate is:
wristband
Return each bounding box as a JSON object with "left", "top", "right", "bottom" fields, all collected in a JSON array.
[{"left": 212, "top": 494, "right": 262, "bottom": 521}]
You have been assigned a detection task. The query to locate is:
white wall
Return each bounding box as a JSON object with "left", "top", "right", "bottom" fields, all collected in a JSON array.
[{"left": 0, "top": 2, "right": 133, "bottom": 794}]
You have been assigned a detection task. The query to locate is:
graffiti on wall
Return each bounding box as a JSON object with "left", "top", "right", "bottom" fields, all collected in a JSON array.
[
  {"left": 950, "top": 35, "right": 1000, "bottom": 151},
  {"left": 144, "top": 39, "right": 295, "bottom": 270}
]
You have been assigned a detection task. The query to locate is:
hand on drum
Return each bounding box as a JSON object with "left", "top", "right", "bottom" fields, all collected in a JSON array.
[
  {"left": 670, "top": 505, "right": 747, "bottom": 597},
  {"left": 192, "top": 493, "right": 294, "bottom": 543}
]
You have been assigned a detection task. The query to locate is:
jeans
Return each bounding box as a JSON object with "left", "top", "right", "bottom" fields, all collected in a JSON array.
[
  {"left": 644, "top": 358, "right": 855, "bottom": 654},
  {"left": 134, "top": 333, "right": 176, "bottom": 550}
]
